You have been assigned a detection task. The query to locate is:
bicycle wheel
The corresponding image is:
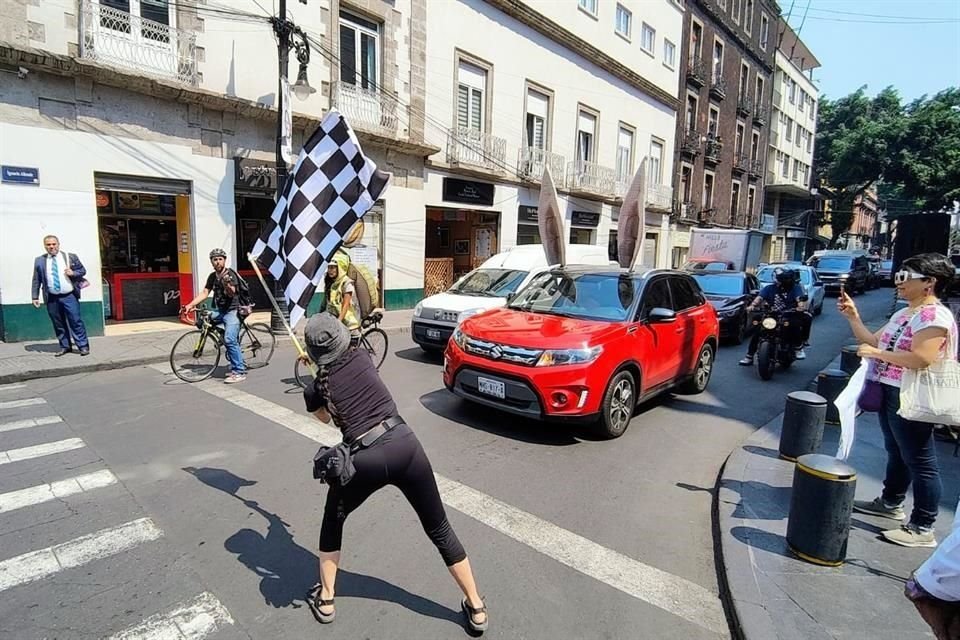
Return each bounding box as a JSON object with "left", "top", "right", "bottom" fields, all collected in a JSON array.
[
  {"left": 294, "top": 357, "right": 316, "bottom": 389},
  {"left": 170, "top": 330, "right": 221, "bottom": 382},
  {"left": 361, "top": 327, "right": 388, "bottom": 369},
  {"left": 241, "top": 322, "right": 276, "bottom": 369}
]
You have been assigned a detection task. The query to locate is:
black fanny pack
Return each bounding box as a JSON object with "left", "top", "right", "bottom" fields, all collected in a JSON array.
[{"left": 312, "top": 416, "right": 404, "bottom": 486}]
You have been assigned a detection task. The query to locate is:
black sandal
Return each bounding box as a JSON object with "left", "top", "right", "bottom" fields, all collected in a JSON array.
[
  {"left": 461, "top": 597, "right": 488, "bottom": 633},
  {"left": 307, "top": 583, "right": 336, "bottom": 624}
]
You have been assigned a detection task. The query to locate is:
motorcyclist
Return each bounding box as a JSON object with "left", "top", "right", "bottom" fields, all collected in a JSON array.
[{"left": 738, "top": 267, "right": 811, "bottom": 366}]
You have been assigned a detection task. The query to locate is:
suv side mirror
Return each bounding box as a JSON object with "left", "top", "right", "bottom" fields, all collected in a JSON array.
[{"left": 648, "top": 307, "right": 676, "bottom": 323}]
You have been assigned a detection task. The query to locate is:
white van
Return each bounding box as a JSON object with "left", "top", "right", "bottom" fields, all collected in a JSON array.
[{"left": 411, "top": 244, "right": 614, "bottom": 352}]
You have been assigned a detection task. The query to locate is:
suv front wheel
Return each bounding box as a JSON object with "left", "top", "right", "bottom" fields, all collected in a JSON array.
[{"left": 596, "top": 370, "right": 636, "bottom": 439}]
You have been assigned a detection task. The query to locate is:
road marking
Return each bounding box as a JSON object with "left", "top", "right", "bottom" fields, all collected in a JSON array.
[
  {"left": 0, "top": 415, "right": 63, "bottom": 433},
  {"left": 0, "top": 383, "right": 26, "bottom": 392},
  {"left": 0, "top": 518, "right": 163, "bottom": 592},
  {"left": 0, "top": 470, "right": 118, "bottom": 514},
  {"left": 0, "top": 438, "right": 85, "bottom": 465},
  {"left": 151, "top": 365, "right": 727, "bottom": 635},
  {"left": 0, "top": 398, "right": 46, "bottom": 410},
  {"left": 106, "top": 592, "right": 234, "bottom": 640}
]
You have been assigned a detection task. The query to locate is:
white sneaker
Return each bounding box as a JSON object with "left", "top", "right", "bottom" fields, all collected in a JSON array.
[
  {"left": 795, "top": 348, "right": 807, "bottom": 360},
  {"left": 224, "top": 372, "right": 247, "bottom": 384}
]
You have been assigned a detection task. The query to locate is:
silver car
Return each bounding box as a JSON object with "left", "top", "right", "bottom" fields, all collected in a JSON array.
[{"left": 755, "top": 264, "right": 826, "bottom": 316}]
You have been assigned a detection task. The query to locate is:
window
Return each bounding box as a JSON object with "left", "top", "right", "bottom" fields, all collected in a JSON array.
[
  {"left": 340, "top": 12, "right": 380, "bottom": 90},
  {"left": 690, "top": 21, "right": 703, "bottom": 61},
  {"left": 102, "top": 1, "right": 172, "bottom": 39},
  {"left": 641, "top": 279, "right": 673, "bottom": 318},
  {"left": 788, "top": 77, "right": 797, "bottom": 104},
  {"left": 525, "top": 88, "right": 550, "bottom": 150},
  {"left": 641, "top": 23, "right": 656, "bottom": 54},
  {"left": 793, "top": 159, "right": 800, "bottom": 181},
  {"left": 732, "top": 0, "right": 742, "bottom": 23},
  {"left": 759, "top": 13, "right": 769, "bottom": 50},
  {"left": 671, "top": 277, "right": 704, "bottom": 311},
  {"left": 739, "top": 62, "right": 749, "bottom": 100},
  {"left": 578, "top": 0, "right": 598, "bottom": 16},
  {"left": 615, "top": 4, "right": 632, "bottom": 38},
  {"left": 712, "top": 40, "right": 724, "bottom": 82},
  {"left": 708, "top": 106, "right": 719, "bottom": 137},
  {"left": 648, "top": 138, "right": 664, "bottom": 185},
  {"left": 576, "top": 109, "right": 597, "bottom": 165},
  {"left": 785, "top": 117, "right": 793, "bottom": 142},
  {"left": 680, "top": 164, "right": 693, "bottom": 202},
  {"left": 686, "top": 94, "right": 698, "bottom": 131},
  {"left": 797, "top": 127, "right": 804, "bottom": 148},
  {"left": 755, "top": 76, "right": 764, "bottom": 107},
  {"left": 663, "top": 39, "right": 676, "bottom": 69},
  {"left": 798, "top": 89, "right": 806, "bottom": 112},
  {"left": 457, "top": 61, "right": 487, "bottom": 132},
  {"left": 616, "top": 125, "right": 635, "bottom": 180},
  {"left": 751, "top": 131, "right": 760, "bottom": 161},
  {"left": 747, "top": 186, "right": 756, "bottom": 219},
  {"left": 735, "top": 122, "right": 745, "bottom": 155},
  {"left": 702, "top": 173, "right": 715, "bottom": 209},
  {"left": 745, "top": 0, "right": 754, "bottom": 33},
  {"left": 731, "top": 181, "right": 741, "bottom": 218},
  {"left": 807, "top": 131, "right": 813, "bottom": 153},
  {"left": 781, "top": 154, "right": 790, "bottom": 178}
]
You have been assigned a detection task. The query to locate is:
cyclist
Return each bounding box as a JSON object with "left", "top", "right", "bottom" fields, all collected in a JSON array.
[
  {"left": 324, "top": 251, "right": 362, "bottom": 347},
  {"left": 184, "top": 248, "right": 247, "bottom": 384}
]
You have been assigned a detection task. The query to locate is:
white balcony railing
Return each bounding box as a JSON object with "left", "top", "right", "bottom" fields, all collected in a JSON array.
[
  {"left": 80, "top": 0, "right": 197, "bottom": 85},
  {"left": 517, "top": 147, "right": 566, "bottom": 187},
  {"left": 331, "top": 81, "right": 401, "bottom": 138},
  {"left": 567, "top": 160, "right": 617, "bottom": 196},
  {"left": 760, "top": 214, "right": 776, "bottom": 233},
  {"left": 646, "top": 184, "right": 673, "bottom": 209},
  {"left": 446, "top": 127, "right": 508, "bottom": 171}
]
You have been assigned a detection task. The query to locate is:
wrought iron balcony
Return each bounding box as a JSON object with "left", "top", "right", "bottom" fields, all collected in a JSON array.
[
  {"left": 681, "top": 128, "right": 702, "bottom": 157},
  {"left": 753, "top": 105, "right": 768, "bottom": 127},
  {"left": 709, "top": 76, "right": 727, "bottom": 101},
  {"left": 749, "top": 159, "right": 764, "bottom": 178},
  {"left": 686, "top": 59, "right": 707, "bottom": 88},
  {"left": 704, "top": 137, "right": 723, "bottom": 164},
  {"left": 446, "top": 127, "right": 508, "bottom": 172},
  {"left": 733, "top": 152, "right": 750, "bottom": 174},
  {"left": 567, "top": 160, "right": 617, "bottom": 197},
  {"left": 737, "top": 93, "right": 753, "bottom": 116},
  {"left": 331, "top": 81, "right": 401, "bottom": 138},
  {"left": 79, "top": 0, "right": 197, "bottom": 85},
  {"left": 672, "top": 200, "right": 700, "bottom": 223},
  {"left": 518, "top": 147, "right": 566, "bottom": 187}
]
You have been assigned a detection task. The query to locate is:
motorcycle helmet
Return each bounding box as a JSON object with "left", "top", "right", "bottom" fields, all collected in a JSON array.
[
  {"left": 774, "top": 267, "right": 797, "bottom": 287},
  {"left": 209, "top": 248, "right": 227, "bottom": 260}
]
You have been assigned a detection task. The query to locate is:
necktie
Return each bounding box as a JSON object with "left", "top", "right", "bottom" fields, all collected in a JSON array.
[{"left": 51, "top": 256, "right": 61, "bottom": 293}]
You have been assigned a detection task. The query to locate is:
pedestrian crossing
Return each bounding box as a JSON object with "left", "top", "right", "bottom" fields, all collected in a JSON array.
[{"left": 0, "top": 389, "right": 235, "bottom": 639}]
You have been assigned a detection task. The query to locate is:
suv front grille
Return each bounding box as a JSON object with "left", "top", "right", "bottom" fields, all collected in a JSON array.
[
  {"left": 420, "top": 307, "right": 459, "bottom": 324},
  {"left": 463, "top": 337, "right": 543, "bottom": 366}
]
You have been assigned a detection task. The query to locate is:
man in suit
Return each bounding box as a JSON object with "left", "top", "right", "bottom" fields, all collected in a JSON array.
[{"left": 31, "top": 235, "right": 90, "bottom": 357}]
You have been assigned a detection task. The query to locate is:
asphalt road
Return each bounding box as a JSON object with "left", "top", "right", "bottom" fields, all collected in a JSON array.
[{"left": 0, "top": 288, "right": 894, "bottom": 640}]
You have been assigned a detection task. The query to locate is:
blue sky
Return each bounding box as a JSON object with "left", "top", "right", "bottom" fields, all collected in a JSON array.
[{"left": 783, "top": 0, "right": 960, "bottom": 101}]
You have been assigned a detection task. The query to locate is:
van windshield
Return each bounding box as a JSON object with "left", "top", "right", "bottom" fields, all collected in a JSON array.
[
  {"left": 449, "top": 269, "right": 528, "bottom": 297},
  {"left": 810, "top": 257, "right": 854, "bottom": 272}
]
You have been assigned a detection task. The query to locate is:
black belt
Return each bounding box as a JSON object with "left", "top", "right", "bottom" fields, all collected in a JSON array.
[{"left": 351, "top": 415, "right": 404, "bottom": 450}]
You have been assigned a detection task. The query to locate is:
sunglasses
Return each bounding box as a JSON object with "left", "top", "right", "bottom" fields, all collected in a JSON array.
[{"left": 893, "top": 270, "right": 929, "bottom": 285}]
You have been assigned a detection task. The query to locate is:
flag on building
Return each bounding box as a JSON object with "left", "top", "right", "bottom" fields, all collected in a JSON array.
[{"left": 250, "top": 109, "right": 390, "bottom": 328}]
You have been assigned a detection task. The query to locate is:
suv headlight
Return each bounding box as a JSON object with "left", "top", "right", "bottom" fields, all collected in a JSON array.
[
  {"left": 452, "top": 326, "right": 468, "bottom": 350},
  {"left": 536, "top": 346, "right": 603, "bottom": 367},
  {"left": 457, "top": 308, "right": 482, "bottom": 324},
  {"left": 838, "top": 274, "right": 850, "bottom": 280},
  {"left": 762, "top": 317, "right": 778, "bottom": 330},
  {"left": 413, "top": 302, "right": 423, "bottom": 318}
]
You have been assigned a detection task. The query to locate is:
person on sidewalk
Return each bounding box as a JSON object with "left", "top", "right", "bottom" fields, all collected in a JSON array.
[
  {"left": 184, "top": 248, "right": 247, "bottom": 384},
  {"left": 31, "top": 235, "right": 90, "bottom": 357},
  {"left": 906, "top": 508, "right": 960, "bottom": 639},
  {"left": 840, "top": 252, "right": 958, "bottom": 548},
  {"left": 301, "top": 314, "right": 488, "bottom": 634},
  {"left": 738, "top": 267, "right": 811, "bottom": 365}
]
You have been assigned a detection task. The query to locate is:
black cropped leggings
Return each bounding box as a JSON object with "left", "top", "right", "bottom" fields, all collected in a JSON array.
[{"left": 318, "top": 422, "right": 466, "bottom": 566}]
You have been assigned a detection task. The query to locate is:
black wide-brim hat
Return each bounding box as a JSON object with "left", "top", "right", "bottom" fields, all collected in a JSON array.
[{"left": 304, "top": 313, "right": 351, "bottom": 366}]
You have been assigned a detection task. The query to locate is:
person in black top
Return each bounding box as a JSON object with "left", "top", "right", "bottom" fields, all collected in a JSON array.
[
  {"left": 302, "top": 314, "right": 488, "bottom": 633},
  {"left": 184, "top": 248, "right": 247, "bottom": 383}
]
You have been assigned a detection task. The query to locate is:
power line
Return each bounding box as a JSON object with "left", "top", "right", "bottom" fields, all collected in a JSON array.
[{"left": 804, "top": 6, "right": 960, "bottom": 21}]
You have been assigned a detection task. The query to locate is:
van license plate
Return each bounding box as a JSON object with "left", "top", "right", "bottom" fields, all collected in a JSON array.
[
  {"left": 426, "top": 328, "right": 441, "bottom": 340},
  {"left": 477, "top": 377, "right": 505, "bottom": 399}
]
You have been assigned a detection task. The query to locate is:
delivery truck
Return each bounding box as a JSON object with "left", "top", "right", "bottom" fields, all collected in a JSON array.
[{"left": 686, "top": 228, "right": 765, "bottom": 272}]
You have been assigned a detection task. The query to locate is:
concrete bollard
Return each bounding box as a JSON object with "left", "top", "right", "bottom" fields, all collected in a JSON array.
[
  {"left": 787, "top": 454, "right": 857, "bottom": 566},
  {"left": 779, "top": 391, "right": 828, "bottom": 461},
  {"left": 840, "top": 345, "right": 861, "bottom": 376},
  {"left": 817, "top": 369, "right": 849, "bottom": 425}
]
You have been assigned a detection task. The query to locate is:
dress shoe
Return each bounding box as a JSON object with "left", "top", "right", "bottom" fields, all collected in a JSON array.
[
  {"left": 79, "top": 348, "right": 90, "bottom": 357},
  {"left": 54, "top": 349, "right": 71, "bottom": 357}
]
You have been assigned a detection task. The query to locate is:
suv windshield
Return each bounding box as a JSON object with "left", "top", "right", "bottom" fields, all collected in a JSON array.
[
  {"left": 756, "top": 267, "right": 812, "bottom": 285},
  {"left": 508, "top": 272, "right": 640, "bottom": 321},
  {"left": 810, "top": 257, "right": 854, "bottom": 272},
  {"left": 691, "top": 274, "right": 744, "bottom": 296},
  {"left": 449, "top": 269, "right": 528, "bottom": 297}
]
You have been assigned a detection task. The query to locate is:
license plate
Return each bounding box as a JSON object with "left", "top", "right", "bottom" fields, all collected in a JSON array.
[
  {"left": 477, "top": 377, "right": 505, "bottom": 399},
  {"left": 427, "top": 328, "right": 441, "bottom": 340}
]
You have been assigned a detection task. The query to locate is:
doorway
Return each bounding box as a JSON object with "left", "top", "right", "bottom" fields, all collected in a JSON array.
[{"left": 424, "top": 208, "right": 500, "bottom": 296}]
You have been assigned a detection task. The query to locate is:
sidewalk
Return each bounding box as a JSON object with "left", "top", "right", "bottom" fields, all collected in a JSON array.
[
  {"left": 0, "top": 308, "right": 412, "bottom": 384},
  {"left": 718, "top": 362, "right": 960, "bottom": 639}
]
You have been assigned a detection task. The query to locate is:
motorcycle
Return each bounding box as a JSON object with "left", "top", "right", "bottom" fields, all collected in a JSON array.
[{"left": 751, "top": 305, "right": 802, "bottom": 381}]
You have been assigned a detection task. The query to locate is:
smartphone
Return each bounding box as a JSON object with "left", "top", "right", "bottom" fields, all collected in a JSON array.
[{"left": 839, "top": 282, "right": 845, "bottom": 298}]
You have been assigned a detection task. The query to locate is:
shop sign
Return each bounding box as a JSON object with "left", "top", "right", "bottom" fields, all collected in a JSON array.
[
  {"left": 235, "top": 158, "right": 278, "bottom": 192},
  {"left": 2, "top": 165, "right": 39, "bottom": 185},
  {"left": 786, "top": 229, "right": 806, "bottom": 239},
  {"left": 518, "top": 205, "right": 538, "bottom": 224},
  {"left": 442, "top": 177, "right": 494, "bottom": 206},
  {"left": 571, "top": 210, "right": 600, "bottom": 227}
]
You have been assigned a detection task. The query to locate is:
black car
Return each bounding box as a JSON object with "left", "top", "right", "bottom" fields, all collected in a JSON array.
[
  {"left": 689, "top": 271, "right": 759, "bottom": 344},
  {"left": 806, "top": 253, "right": 870, "bottom": 294},
  {"left": 877, "top": 259, "right": 894, "bottom": 286}
]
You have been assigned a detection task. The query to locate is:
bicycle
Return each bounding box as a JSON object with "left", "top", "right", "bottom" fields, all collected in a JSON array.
[
  {"left": 170, "top": 307, "right": 277, "bottom": 382},
  {"left": 294, "top": 309, "right": 389, "bottom": 388}
]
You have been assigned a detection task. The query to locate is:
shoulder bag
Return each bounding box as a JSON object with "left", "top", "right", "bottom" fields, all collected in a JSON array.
[{"left": 899, "top": 313, "right": 960, "bottom": 425}]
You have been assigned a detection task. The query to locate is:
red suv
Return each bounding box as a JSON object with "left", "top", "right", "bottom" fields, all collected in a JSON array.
[{"left": 443, "top": 267, "right": 720, "bottom": 438}]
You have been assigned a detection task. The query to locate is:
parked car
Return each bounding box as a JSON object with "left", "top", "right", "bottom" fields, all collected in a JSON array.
[
  {"left": 443, "top": 267, "right": 720, "bottom": 439},
  {"left": 682, "top": 258, "right": 735, "bottom": 272},
  {"left": 877, "top": 259, "right": 894, "bottom": 286},
  {"left": 806, "top": 252, "right": 870, "bottom": 295},
  {"left": 689, "top": 271, "right": 759, "bottom": 344},
  {"left": 755, "top": 264, "right": 826, "bottom": 315},
  {"left": 411, "top": 244, "right": 614, "bottom": 352}
]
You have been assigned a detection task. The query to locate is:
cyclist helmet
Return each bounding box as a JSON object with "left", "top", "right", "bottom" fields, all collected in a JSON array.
[
  {"left": 774, "top": 267, "right": 798, "bottom": 287},
  {"left": 209, "top": 248, "right": 227, "bottom": 260}
]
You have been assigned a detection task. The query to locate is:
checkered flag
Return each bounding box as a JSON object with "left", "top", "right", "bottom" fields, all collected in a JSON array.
[{"left": 250, "top": 109, "right": 390, "bottom": 329}]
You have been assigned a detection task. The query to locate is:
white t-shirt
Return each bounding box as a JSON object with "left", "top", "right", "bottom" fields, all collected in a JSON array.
[{"left": 869, "top": 303, "right": 958, "bottom": 388}]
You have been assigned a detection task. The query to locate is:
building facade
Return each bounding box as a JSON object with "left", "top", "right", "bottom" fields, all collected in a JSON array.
[
  {"left": 672, "top": 0, "right": 778, "bottom": 267},
  {"left": 844, "top": 188, "right": 880, "bottom": 251},
  {"left": 763, "top": 18, "right": 820, "bottom": 262}
]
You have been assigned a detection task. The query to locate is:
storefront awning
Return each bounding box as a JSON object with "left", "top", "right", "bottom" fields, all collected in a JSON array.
[{"left": 95, "top": 174, "right": 191, "bottom": 196}]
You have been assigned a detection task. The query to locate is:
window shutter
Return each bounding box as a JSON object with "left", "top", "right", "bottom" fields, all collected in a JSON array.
[
  {"left": 470, "top": 89, "right": 483, "bottom": 131},
  {"left": 457, "top": 85, "right": 470, "bottom": 130},
  {"left": 340, "top": 24, "right": 357, "bottom": 84}
]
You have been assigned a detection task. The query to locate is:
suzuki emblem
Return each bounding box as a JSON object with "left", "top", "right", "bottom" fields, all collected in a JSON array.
[{"left": 490, "top": 345, "right": 503, "bottom": 359}]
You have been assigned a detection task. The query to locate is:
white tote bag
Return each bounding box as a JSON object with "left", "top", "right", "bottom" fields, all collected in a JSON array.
[{"left": 899, "top": 358, "right": 960, "bottom": 425}]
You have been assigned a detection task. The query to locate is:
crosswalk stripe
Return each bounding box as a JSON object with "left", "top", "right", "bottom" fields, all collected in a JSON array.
[
  {"left": 0, "top": 438, "right": 85, "bottom": 465},
  {"left": 150, "top": 365, "right": 727, "bottom": 635},
  {"left": 0, "top": 398, "right": 46, "bottom": 410},
  {"left": 0, "top": 517, "right": 163, "bottom": 592},
  {"left": 106, "top": 592, "right": 234, "bottom": 640},
  {"left": 0, "top": 470, "right": 118, "bottom": 514},
  {"left": 0, "top": 416, "right": 64, "bottom": 434},
  {"left": 0, "top": 383, "right": 26, "bottom": 392}
]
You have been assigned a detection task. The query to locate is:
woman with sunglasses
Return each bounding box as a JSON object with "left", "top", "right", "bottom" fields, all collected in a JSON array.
[{"left": 838, "top": 253, "right": 957, "bottom": 548}]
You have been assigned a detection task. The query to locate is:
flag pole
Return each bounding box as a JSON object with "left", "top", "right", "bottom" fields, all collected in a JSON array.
[{"left": 247, "top": 253, "right": 317, "bottom": 377}]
